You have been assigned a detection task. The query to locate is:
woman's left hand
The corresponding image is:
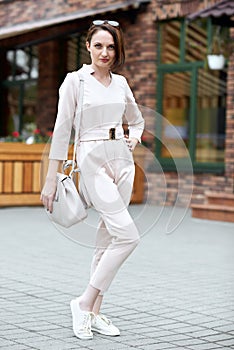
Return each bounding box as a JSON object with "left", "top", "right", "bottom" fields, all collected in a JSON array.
[{"left": 125, "top": 137, "right": 138, "bottom": 152}]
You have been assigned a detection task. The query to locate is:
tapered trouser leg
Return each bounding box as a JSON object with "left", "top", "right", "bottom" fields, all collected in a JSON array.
[
  {"left": 89, "top": 208, "right": 139, "bottom": 293},
  {"left": 90, "top": 219, "right": 112, "bottom": 280},
  {"left": 79, "top": 139, "right": 140, "bottom": 294}
]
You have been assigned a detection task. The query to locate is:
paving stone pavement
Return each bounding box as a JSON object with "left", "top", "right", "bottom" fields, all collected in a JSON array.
[{"left": 0, "top": 205, "right": 234, "bottom": 350}]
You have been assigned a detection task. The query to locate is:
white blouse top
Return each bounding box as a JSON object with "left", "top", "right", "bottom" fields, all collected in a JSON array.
[{"left": 49, "top": 64, "right": 144, "bottom": 160}]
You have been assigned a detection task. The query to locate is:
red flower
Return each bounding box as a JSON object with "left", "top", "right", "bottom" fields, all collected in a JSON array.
[
  {"left": 141, "top": 134, "right": 148, "bottom": 141},
  {"left": 46, "top": 131, "right": 53, "bottom": 137},
  {"left": 12, "top": 131, "right": 20, "bottom": 138},
  {"left": 33, "top": 129, "right": 41, "bottom": 134}
]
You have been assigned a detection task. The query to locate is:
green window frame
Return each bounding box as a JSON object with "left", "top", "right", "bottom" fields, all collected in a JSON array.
[{"left": 156, "top": 18, "right": 227, "bottom": 173}]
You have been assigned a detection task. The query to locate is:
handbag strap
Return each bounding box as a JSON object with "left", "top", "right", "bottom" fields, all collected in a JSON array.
[{"left": 65, "top": 72, "right": 84, "bottom": 177}]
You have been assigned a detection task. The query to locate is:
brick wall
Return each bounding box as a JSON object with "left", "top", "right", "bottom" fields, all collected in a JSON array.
[{"left": 225, "top": 27, "right": 234, "bottom": 180}]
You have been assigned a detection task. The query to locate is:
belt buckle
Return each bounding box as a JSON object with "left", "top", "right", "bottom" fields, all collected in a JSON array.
[{"left": 109, "top": 128, "right": 116, "bottom": 140}]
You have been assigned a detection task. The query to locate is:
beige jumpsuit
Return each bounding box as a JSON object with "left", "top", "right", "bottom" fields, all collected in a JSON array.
[{"left": 49, "top": 64, "right": 144, "bottom": 294}]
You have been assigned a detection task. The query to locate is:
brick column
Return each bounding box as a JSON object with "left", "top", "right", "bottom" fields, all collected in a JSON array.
[
  {"left": 225, "top": 27, "right": 234, "bottom": 188},
  {"left": 120, "top": 6, "right": 157, "bottom": 150},
  {"left": 36, "top": 40, "right": 63, "bottom": 134}
]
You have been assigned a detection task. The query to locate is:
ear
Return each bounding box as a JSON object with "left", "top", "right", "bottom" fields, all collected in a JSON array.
[{"left": 86, "top": 41, "right": 91, "bottom": 52}]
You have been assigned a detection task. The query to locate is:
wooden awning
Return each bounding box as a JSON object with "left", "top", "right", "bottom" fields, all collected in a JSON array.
[{"left": 188, "top": 0, "right": 234, "bottom": 27}]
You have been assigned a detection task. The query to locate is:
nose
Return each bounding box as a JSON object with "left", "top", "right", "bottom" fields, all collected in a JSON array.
[{"left": 101, "top": 47, "right": 108, "bottom": 56}]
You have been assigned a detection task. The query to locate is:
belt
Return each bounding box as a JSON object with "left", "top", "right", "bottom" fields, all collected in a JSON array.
[{"left": 80, "top": 127, "right": 124, "bottom": 142}]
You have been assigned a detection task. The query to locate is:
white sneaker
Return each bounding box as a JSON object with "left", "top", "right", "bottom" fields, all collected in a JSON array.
[
  {"left": 91, "top": 314, "right": 120, "bottom": 336},
  {"left": 70, "top": 298, "right": 93, "bottom": 340}
]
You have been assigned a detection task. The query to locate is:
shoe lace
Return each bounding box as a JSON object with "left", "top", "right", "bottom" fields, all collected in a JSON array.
[
  {"left": 81, "top": 312, "right": 93, "bottom": 332},
  {"left": 100, "top": 314, "right": 112, "bottom": 325}
]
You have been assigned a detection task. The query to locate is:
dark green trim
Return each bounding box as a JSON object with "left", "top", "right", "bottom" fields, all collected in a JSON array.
[
  {"left": 180, "top": 19, "right": 186, "bottom": 63},
  {"left": 159, "top": 61, "right": 204, "bottom": 71},
  {"left": 157, "top": 22, "right": 162, "bottom": 65},
  {"left": 207, "top": 17, "right": 213, "bottom": 53},
  {"left": 2, "top": 79, "right": 37, "bottom": 87},
  {"left": 155, "top": 69, "right": 163, "bottom": 159},
  {"left": 189, "top": 65, "right": 197, "bottom": 162},
  {"left": 18, "top": 84, "right": 24, "bottom": 132}
]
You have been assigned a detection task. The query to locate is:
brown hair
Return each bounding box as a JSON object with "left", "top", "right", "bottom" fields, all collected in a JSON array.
[{"left": 86, "top": 22, "right": 125, "bottom": 71}]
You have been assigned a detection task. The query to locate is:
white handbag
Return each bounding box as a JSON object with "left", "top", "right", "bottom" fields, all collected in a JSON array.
[{"left": 49, "top": 73, "right": 87, "bottom": 228}]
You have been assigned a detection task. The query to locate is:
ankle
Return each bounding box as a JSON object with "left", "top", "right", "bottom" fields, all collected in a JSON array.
[{"left": 78, "top": 297, "right": 92, "bottom": 312}]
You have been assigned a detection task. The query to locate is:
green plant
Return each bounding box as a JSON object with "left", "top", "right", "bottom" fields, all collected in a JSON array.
[
  {"left": 4, "top": 131, "right": 24, "bottom": 142},
  {"left": 208, "top": 26, "right": 230, "bottom": 56},
  {"left": 3, "top": 129, "right": 52, "bottom": 143}
]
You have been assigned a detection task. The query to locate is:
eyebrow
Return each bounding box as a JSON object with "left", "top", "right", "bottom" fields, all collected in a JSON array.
[{"left": 93, "top": 41, "right": 115, "bottom": 45}]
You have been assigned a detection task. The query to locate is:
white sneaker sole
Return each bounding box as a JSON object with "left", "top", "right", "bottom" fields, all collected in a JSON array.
[
  {"left": 70, "top": 300, "right": 93, "bottom": 340},
  {"left": 91, "top": 326, "right": 120, "bottom": 336}
]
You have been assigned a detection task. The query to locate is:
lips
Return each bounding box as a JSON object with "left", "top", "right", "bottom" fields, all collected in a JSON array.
[{"left": 100, "top": 59, "right": 109, "bottom": 63}]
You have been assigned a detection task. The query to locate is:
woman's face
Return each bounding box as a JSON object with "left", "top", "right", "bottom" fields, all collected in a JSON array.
[{"left": 86, "top": 29, "right": 116, "bottom": 69}]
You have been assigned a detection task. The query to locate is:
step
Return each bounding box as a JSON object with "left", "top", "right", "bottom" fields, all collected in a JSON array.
[
  {"left": 205, "top": 191, "right": 234, "bottom": 207},
  {"left": 191, "top": 203, "right": 234, "bottom": 223}
]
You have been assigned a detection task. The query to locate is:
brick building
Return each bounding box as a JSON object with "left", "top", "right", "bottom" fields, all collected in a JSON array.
[{"left": 0, "top": 0, "right": 233, "bottom": 216}]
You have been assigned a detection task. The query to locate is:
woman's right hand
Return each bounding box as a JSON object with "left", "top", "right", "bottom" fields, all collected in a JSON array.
[
  {"left": 40, "top": 159, "right": 61, "bottom": 213},
  {"left": 40, "top": 177, "right": 57, "bottom": 213}
]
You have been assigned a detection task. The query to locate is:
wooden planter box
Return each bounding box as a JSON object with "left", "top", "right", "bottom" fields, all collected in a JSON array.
[
  {"left": 0, "top": 143, "right": 49, "bottom": 206},
  {"left": 132, "top": 146, "right": 145, "bottom": 204},
  {"left": 0, "top": 142, "right": 145, "bottom": 207}
]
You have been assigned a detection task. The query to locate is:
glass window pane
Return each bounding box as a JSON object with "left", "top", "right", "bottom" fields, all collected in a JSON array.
[
  {"left": 6, "top": 81, "right": 37, "bottom": 136},
  {"left": 160, "top": 21, "right": 180, "bottom": 63},
  {"left": 67, "top": 34, "right": 90, "bottom": 71},
  {"left": 8, "top": 85, "right": 20, "bottom": 133},
  {"left": 22, "top": 81, "right": 37, "bottom": 136},
  {"left": 161, "top": 71, "right": 190, "bottom": 158},
  {"left": 185, "top": 19, "right": 207, "bottom": 62},
  {"left": 196, "top": 68, "right": 226, "bottom": 163},
  {"left": 30, "top": 47, "right": 39, "bottom": 79},
  {"left": 6, "top": 47, "right": 38, "bottom": 81}
]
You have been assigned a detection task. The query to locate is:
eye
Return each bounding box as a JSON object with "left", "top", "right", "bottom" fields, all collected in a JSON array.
[
  {"left": 108, "top": 45, "right": 115, "bottom": 50},
  {"left": 94, "top": 43, "right": 102, "bottom": 49}
]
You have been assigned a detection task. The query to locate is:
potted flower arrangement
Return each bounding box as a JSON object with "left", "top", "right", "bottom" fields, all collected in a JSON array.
[
  {"left": 3, "top": 123, "right": 53, "bottom": 144},
  {"left": 207, "top": 26, "right": 229, "bottom": 70}
]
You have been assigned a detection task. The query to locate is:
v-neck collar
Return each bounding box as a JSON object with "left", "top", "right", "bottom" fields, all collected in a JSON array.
[{"left": 83, "top": 64, "right": 113, "bottom": 88}]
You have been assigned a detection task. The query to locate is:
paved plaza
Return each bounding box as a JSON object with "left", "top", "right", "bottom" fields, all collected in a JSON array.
[{"left": 0, "top": 205, "right": 234, "bottom": 350}]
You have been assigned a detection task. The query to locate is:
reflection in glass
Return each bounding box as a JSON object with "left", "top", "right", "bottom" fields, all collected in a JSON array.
[
  {"left": 67, "top": 34, "right": 90, "bottom": 71},
  {"left": 185, "top": 19, "right": 207, "bottom": 62},
  {"left": 162, "top": 72, "right": 190, "bottom": 158},
  {"left": 6, "top": 47, "right": 38, "bottom": 81},
  {"left": 196, "top": 69, "right": 226, "bottom": 163},
  {"left": 7, "top": 81, "right": 37, "bottom": 136},
  {"left": 160, "top": 21, "right": 180, "bottom": 64}
]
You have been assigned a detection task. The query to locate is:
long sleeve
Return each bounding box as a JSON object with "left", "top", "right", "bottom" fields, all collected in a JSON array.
[
  {"left": 123, "top": 78, "right": 144, "bottom": 141},
  {"left": 49, "top": 72, "right": 79, "bottom": 160}
]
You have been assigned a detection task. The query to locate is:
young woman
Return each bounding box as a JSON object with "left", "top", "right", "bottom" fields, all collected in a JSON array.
[{"left": 41, "top": 20, "right": 144, "bottom": 340}]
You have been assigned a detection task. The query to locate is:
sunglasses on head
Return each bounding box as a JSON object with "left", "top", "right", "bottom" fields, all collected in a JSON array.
[{"left": 92, "top": 20, "right": 119, "bottom": 27}]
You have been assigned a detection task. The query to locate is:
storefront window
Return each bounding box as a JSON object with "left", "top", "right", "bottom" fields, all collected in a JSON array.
[{"left": 157, "top": 19, "right": 227, "bottom": 172}]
